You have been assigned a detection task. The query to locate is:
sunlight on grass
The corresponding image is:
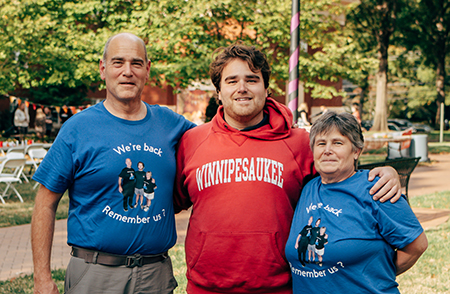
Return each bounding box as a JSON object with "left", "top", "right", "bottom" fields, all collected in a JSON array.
[
  {"left": 171, "top": 244, "right": 188, "bottom": 293},
  {"left": 398, "top": 221, "right": 450, "bottom": 293},
  {"left": 409, "top": 191, "right": 450, "bottom": 210},
  {"left": 0, "top": 181, "right": 69, "bottom": 228},
  {"left": 397, "top": 191, "right": 450, "bottom": 293}
]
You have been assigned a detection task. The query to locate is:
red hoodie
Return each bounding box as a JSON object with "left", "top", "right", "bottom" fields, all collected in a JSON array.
[{"left": 175, "top": 98, "right": 316, "bottom": 293}]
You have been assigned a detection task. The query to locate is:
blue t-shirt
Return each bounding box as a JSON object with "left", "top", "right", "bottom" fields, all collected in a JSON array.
[
  {"left": 33, "top": 102, "right": 195, "bottom": 255},
  {"left": 285, "top": 170, "right": 423, "bottom": 294}
]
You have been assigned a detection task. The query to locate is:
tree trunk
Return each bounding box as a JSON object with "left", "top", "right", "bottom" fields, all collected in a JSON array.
[
  {"left": 372, "top": 40, "right": 389, "bottom": 131},
  {"left": 359, "top": 75, "right": 369, "bottom": 119},
  {"left": 435, "top": 57, "right": 446, "bottom": 127},
  {"left": 370, "top": 0, "right": 395, "bottom": 132}
]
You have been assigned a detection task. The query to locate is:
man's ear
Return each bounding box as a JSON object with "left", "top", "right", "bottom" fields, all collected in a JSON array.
[
  {"left": 354, "top": 148, "right": 362, "bottom": 160},
  {"left": 146, "top": 60, "right": 151, "bottom": 80},
  {"left": 99, "top": 60, "right": 106, "bottom": 80},
  {"left": 217, "top": 90, "right": 222, "bottom": 101}
]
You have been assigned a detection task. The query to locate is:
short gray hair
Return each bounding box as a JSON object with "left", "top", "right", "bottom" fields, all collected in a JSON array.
[
  {"left": 309, "top": 111, "right": 364, "bottom": 152},
  {"left": 102, "top": 33, "right": 148, "bottom": 63}
]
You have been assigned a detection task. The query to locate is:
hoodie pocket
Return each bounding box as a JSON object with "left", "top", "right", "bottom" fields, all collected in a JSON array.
[{"left": 187, "top": 231, "right": 290, "bottom": 291}]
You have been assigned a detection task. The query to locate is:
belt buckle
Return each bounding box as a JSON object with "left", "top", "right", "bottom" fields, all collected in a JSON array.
[{"left": 126, "top": 254, "right": 143, "bottom": 268}]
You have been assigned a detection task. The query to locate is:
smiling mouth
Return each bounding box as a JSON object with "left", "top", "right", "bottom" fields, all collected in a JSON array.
[{"left": 234, "top": 97, "right": 252, "bottom": 101}]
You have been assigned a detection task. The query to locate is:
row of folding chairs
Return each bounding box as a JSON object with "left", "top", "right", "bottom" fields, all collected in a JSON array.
[{"left": 0, "top": 144, "right": 47, "bottom": 204}]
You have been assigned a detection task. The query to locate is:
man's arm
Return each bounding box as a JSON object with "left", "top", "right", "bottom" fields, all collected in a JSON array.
[
  {"left": 367, "top": 166, "right": 402, "bottom": 203},
  {"left": 294, "top": 234, "right": 301, "bottom": 249},
  {"left": 118, "top": 177, "right": 123, "bottom": 193},
  {"left": 396, "top": 232, "right": 428, "bottom": 275},
  {"left": 31, "top": 185, "right": 63, "bottom": 294}
]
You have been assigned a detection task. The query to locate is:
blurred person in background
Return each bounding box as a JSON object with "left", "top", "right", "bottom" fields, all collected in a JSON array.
[{"left": 14, "top": 102, "right": 29, "bottom": 143}]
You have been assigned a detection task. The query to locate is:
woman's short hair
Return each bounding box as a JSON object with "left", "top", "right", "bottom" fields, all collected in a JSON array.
[
  {"left": 209, "top": 43, "right": 271, "bottom": 92},
  {"left": 309, "top": 111, "right": 364, "bottom": 152}
]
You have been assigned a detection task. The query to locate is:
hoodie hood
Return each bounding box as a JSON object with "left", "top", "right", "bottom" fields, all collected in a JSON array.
[{"left": 212, "top": 97, "right": 294, "bottom": 141}]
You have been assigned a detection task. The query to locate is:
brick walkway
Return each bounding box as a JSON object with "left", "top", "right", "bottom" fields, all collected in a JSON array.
[{"left": 0, "top": 154, "right": 449, "bottom": 282}]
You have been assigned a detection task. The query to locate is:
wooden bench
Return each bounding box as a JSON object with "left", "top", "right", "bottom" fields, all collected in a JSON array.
[{"left": 358, "top": 157, "right": 421, "bottom": 202}]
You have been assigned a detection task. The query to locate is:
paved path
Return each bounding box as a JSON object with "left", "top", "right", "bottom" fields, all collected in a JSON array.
[{"left": 1, "top": 154, "right": 449, "bottom": 282}]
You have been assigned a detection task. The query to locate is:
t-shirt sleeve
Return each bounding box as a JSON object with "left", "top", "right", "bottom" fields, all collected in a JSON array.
[
  {"left": 32, "top": 135, "right": 74, "bottom": 194},
  {"left": 374, "top": 196, "right": 424, "bottom": 249}
]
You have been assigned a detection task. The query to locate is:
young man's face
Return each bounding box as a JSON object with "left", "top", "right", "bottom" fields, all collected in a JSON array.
[
  {"left": 99, "top": 34, "right": 151, "bottom": 103},
  {"left": 138, "top": 163, "right": 144, "bottom": 170},
  {"left": 218, "top": 58, "right": 267, "bottom": 130}
]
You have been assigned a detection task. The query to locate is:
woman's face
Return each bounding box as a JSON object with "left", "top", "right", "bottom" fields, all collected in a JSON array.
[{"left": 313, "top": 127, "right": 361, "bottom": 184}]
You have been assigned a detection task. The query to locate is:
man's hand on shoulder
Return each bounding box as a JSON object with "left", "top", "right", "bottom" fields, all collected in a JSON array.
[{"left": 368, "top": 166, "right": 402, "bottom": 203}]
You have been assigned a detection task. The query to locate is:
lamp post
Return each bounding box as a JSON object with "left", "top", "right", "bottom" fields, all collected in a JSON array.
[{"left": 288, "top": 0, "right": 300, "bottom": 123}]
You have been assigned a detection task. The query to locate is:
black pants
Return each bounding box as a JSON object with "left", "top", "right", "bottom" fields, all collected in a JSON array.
[{"left": 122, "top": 191, "right": 134, "bottom": 210}]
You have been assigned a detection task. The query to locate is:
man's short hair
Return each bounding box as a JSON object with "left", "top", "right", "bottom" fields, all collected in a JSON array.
[
  {"left": 102, "top": 33, "right": 148, "bottom": 63},
  {"left": 209, "top": 43, "right": 271, "bottom": 92}
]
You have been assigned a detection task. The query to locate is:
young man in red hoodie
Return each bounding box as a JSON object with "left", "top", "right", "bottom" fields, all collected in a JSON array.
[{"left": 174, "top": 44, "right": 401, "bottom": 294}]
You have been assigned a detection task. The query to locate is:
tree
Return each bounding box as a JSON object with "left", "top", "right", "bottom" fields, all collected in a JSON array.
[
  {"left": 0, "top": 0, "right": 148, "bottom": 105},
  {"left": 139, "top": 0, "right": 353, "bottom": 98},
  {"left": 347, "top": 0, "right": 399, "bottom": 132},
  {"left": 0, "top": 0, "right": 357, "bottom": 106},
  {"left": 396, "top": 0, "right": 450, "bottom": 128}
]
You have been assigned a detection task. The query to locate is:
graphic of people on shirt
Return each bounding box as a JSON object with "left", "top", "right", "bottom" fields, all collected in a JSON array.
[
  {"left": 134, "top": 161, "right": 146, "bottom": 209},
  {"left": 143, "top": 171, "right": 157, "bottom": 212},
  {"left": 307, "top": 218, "right": 321, "bottom": 263},
  {"left": 295, "top": 216, "right": 313, "bottom": 267},
  {"left": 118, "top": 158, "right": 136, "bottom": 212},
  {"left": 314, "top": 226, "right": 328, "bottom": 267}
]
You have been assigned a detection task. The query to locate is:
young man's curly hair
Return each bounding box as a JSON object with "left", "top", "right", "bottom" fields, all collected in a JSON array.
[{"left": 209, "top": 43, "right": 271, "bottom": 93}]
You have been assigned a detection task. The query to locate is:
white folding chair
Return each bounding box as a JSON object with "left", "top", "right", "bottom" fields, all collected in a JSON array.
[
  {"left": 28, "top": 148, "right": 47, "bottom": 189},
  {"left": 24, "top": 143, "right": 44, "bottom": 155},
  {"left": 6, "top": 146, "right": 25, "bottom": 155},
  {"left": 0, "top": 157, "right": 26, "bottom": 204},
  {"left": 25, "top": 145, "right": 46, "bottom": 179},
  {"left": 0, "top": 149, "right": 5, "bottom": 163},
  {"left": 4, "top": 152, "right": 29, "bottom": 183}
]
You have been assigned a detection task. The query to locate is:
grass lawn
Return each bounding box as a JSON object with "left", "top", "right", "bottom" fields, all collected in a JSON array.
[
  {"left": 427, "top": 130, "right": 450, "bottom": 143},
  {"left": 397, "top": 191, "right": 450, "bottom": 294}
]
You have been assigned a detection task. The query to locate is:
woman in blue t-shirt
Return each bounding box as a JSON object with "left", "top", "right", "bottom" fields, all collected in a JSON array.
[{"left": 285, "top": 112, "right": 428, "bottom": 294}]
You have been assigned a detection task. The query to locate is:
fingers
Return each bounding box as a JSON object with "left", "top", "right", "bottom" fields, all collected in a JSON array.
[{"left": 371, "top": 180, "right": 402, "bottom": 202}]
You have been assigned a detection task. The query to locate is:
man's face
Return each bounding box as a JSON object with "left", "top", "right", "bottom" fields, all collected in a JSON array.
[
  {"left": 126, "top": 158, "right": 132, "bottom": 168},
  {"left": 218, "top": 58, "right": 267, "bottom": 130},
  {"left": 99, "top": 35, "right": 151, "bottom": 103}
]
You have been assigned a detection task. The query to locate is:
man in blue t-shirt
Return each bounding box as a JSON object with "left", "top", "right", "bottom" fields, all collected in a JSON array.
[{"left": 31, "top": 33, "right": 195, "bottom": 294}]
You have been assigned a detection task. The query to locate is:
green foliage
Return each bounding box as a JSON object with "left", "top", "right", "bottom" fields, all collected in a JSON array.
[
  {"left": 0, "top": 0, "right": 361, "bottom": 104},
  {"left": 0, "top": 0, "right": 104, "bottom": 105},
  {"left": 395, "top": 0, "right": 450, "bottom": 125}
]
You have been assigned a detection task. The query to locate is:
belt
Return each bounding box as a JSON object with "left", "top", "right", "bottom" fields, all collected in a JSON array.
[{"left": 71, "top": 247, "right": 168, "bottom": 268}]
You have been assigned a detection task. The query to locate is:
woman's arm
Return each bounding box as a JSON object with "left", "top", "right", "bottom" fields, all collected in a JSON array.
[{"left": 396, "top": 232, "right": 428, "bottom": 275}]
